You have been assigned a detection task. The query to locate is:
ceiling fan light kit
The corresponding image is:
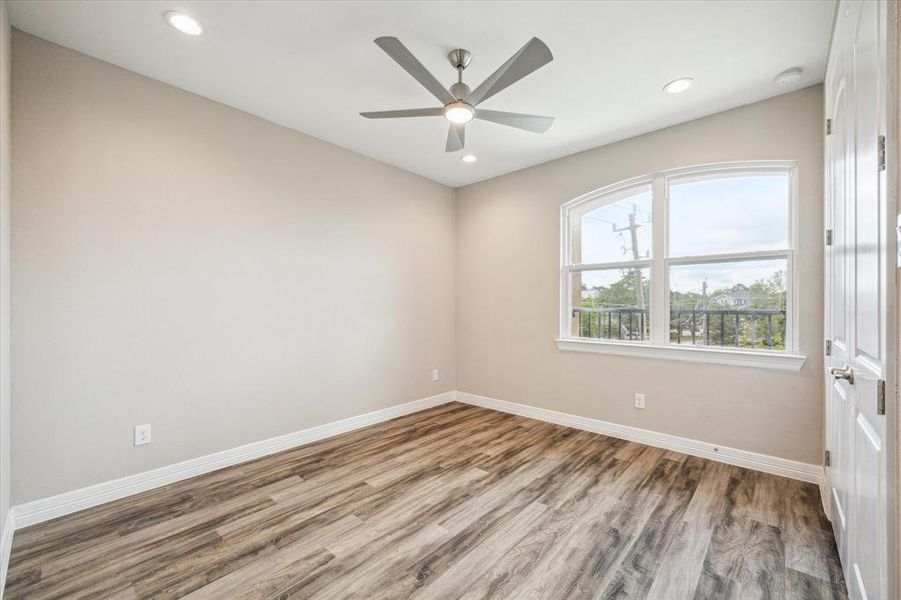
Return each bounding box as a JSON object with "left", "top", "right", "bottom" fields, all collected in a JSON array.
[
  {"left": 361, "top": 36, "right": 555, "bottom": 153},
  {"left": 444, "top": 101, "right": 475, "bottom": 124}
]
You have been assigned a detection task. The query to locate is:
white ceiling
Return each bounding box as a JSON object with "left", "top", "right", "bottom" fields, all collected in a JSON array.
[{"left": 8, "top": 1, "right": 835, "bottom": 187}]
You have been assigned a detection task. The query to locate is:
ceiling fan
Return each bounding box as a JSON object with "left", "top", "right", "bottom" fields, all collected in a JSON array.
[{"left": 361, "top": 37, "right": 554, "bottom": 153}]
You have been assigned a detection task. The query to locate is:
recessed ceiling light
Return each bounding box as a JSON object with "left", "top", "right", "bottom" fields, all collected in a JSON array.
[
  {"left": 773, "top": 67, "right": 803, "bottom": 87},
  {"left": 461, "top": 154, "right": 477, "bottom": 163},
  {"left": 663, "top": 78, "right": 693, "bottom": 94},
  {"left": 444, "top": 101, "right": 475, "bottom": 124},
  {"left": 165, "top": 11, "right": 204, "bottom": 36}
]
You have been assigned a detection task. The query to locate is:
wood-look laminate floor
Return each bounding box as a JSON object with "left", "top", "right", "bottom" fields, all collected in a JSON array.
[{"left": 6, "top": 402, "right": 847, "bottom": 600}]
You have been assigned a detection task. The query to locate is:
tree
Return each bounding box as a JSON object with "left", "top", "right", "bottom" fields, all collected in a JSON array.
[
  {"left": 579, "top": 269, "right": 650, "bottom": 339},
  {"left": 581, "top": 268, "right": 650, "bottom": 309}
]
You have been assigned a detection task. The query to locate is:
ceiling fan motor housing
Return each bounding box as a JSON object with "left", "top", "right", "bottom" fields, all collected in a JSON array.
[{"left": 449, "top": 82, "right": 472, "bottom": 100}]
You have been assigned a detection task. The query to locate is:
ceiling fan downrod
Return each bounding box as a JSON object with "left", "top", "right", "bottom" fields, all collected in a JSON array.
[{"left": 448, "top": 49, "right": 472, "bottom": 100}]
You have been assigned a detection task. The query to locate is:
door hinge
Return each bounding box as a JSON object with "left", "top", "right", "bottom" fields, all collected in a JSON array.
[
  {"left": 824, "top": 450, "right": 831, "bottom": 467},
  {"left": 825, "top": 339, "right": 832, "bottom": 356},
  {"left": 878, "top": 135, "right": 886, "bottom": 171},
  {"left": 826, "top": 229, "right": 833, "bottom": 246},
  {"left": 826, "top": 118, "right": 833, "bottom": 135},
  {"left": 877, "top": 379, "right": 886, "bottom": 416}
]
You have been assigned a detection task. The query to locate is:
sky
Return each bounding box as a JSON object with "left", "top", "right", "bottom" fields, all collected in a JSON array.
[{"left": 578, "top": 174, "right": 789, "bottom": 294}]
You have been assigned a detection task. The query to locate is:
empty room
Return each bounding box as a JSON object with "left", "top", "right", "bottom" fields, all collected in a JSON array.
[{"left": 0, "top": 0, "right": 898, "bottom": 598}]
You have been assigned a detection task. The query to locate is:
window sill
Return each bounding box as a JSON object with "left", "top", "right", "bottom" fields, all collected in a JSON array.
[{"left": 555, "top": 338, "right": 807, "bottom": 371}]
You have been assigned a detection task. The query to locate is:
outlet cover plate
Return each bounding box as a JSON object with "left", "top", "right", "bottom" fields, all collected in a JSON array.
[{"left": 134, "top": 424, "right": 151, "bottom": 446}]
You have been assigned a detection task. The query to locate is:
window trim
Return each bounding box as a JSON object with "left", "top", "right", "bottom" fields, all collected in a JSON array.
[{"left": 557, "top": 161, "right": 806, "bottom": 371}]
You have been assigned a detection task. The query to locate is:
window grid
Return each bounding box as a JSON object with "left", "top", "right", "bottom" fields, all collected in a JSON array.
[{"left": 560, "top": 162, "right": 797, "bottom": 354}]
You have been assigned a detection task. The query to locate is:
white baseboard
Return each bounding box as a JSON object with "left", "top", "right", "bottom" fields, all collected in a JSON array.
[
  {"left": 0, "top": 509, "right": 15, "bottom": 600},
  {"left": 455, "top": 391, "right": 824, "bottom": 485},
  {"left": 11, "top": 388, "right": 824, "bottom": 531},
  {"left": 12, "top": 392, "right": 455, "bottom": 529}
]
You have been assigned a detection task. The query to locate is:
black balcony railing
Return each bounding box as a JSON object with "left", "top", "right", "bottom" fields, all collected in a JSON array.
[
  {"left": 574, "top": 307, "right": 649, "bottom": 341},
  {"left": 573, "top": 307, "right": 786, "bottom": 349}
]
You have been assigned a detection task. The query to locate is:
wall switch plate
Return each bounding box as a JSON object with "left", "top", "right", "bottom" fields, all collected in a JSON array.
[
  {"left": 134, "top": 424, "right": 151, "bottom": 446},
  {"left": 634, "top": 393, "right": 646, "bottom": 409},
  {"left": 432, "top": 369, "right": 440, "bottom": 382}
]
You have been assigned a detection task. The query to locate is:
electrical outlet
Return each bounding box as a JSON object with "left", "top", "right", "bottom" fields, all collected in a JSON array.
[
  {"left": 134, "top": 424, "right": 151, "bottom": 446},
  {"left": 634, "top": 393, "right": 646, "bottom": 409},
  {"left": 432, "top": 369, "right": 440, "bottom": 382}
]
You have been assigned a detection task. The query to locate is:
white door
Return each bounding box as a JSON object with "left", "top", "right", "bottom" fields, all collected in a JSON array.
[{"left": 824, "top": 2, "right": 889, "bottom": 600}]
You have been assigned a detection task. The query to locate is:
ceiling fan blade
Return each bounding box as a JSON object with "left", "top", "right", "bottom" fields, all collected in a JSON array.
[
  {"left": 360, "top": 107, "right": 444, "bottom": 119},
  {"left": 374, "top": 37, "right": 456, "bottom": 105},
  {"left": 465, "top": 37, "right": 553, "bottom": 106},
  {"left": 475, "top": 109, "right": 554, "bottom": 133},
  {"left": 445, "top": 122, "right": 465, "bottom": 152}
]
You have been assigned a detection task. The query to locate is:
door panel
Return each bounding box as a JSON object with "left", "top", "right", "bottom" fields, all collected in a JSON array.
[
  {"left": 852, "top": 0, "right": 883, "bottom": 367},
  {"left": 852, "top": 410, "right": 884, "bottom": 600},
  {"left": 829, "top": 380, "right": 852, "bottom": 559}
]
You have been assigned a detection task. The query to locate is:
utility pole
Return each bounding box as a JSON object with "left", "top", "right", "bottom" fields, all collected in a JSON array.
[
  {"left": 612, "top": 204, "right": 646, "bottom": 309},
  {"left": 698, "top": 279, "right": 709, "bottom": 343}
]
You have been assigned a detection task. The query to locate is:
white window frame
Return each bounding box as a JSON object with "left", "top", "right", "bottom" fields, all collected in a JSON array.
[{"left": 557, "top": 161, "right": 806, "bottom": 371}]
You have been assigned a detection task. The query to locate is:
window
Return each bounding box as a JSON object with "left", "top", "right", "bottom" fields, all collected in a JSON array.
[{"left": 558, "top": 162, "right": 804, "bottom": 371}]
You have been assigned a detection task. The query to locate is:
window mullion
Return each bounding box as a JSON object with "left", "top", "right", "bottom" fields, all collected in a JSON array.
[{"left": 650, "top": 176, "right": 668, "bottom": 344}]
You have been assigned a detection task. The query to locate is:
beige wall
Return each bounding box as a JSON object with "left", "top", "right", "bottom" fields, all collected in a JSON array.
[
  {"left": 0, "top": 0, "right": 11, "bottom": 531},
  {"left": 10, "top": 32, "right": 456, "bottom": 503},
  {"left": 455, "top": 86, "right": 824, "bottom": 464}
]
